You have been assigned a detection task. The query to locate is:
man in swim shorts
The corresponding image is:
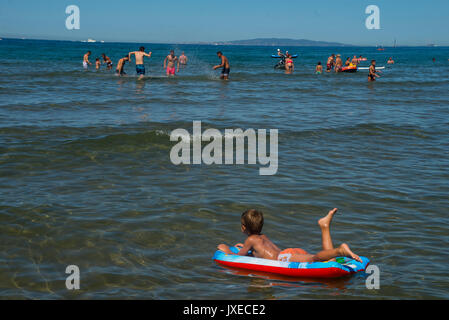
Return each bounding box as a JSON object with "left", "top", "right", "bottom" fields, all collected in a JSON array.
[
  {"left": 217, "top": 208, "right": 362, "bottom": 263},
  {"left": 213, "top": 51, "right": 231, "bottom": 80},
  {"left": 83, "top": 51, "right": 92, "bottom": 69},
  {"left": 164, "top": 50, "right": 180, "bottom": 77},
  {"left": 128, "top": 46, "right": 152, "bottom": 80}
]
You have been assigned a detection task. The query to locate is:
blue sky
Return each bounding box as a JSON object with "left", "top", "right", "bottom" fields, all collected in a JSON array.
[{"left": 0, "top": 0, "right": 448, "bottom": 46}]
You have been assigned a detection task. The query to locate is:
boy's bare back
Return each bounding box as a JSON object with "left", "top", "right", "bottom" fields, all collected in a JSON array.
[{"left": 239, "top": 234, "right": 281, "bottom": 260}]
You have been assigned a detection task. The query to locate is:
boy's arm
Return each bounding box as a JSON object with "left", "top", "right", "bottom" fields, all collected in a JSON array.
[
  {"left": 217, "top": 238, "right": 253, "bottom": 256},
  {"left": 235, "top": 238, "right": 253, "bottom": 256}
]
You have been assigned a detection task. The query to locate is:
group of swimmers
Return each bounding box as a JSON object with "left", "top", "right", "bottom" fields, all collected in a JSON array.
[
  {"left": 276, "top": 49, "right": 386, "bottom": 81},
  {"left": 84, "top": 46, "right": 387, "bottom": 82},
  {"left": 83, "top": 47, "right": 188, "bottom": 80},
  {"left": 83, "top": 47, "right": 231, "bottom": 80}
]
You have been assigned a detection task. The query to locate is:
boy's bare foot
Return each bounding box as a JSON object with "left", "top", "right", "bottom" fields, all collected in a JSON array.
[
  {"left": 339, "top": 243, "right": 362, "bottom": 263},
  {"left": 318, "top": 208, "right": 338, "bottom": 229}
]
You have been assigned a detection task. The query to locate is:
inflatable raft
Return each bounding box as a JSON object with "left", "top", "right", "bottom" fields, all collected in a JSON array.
[
  {"left": 340, "top": 65, "right": 358, "bottom": 73},
  {"left": 213, "top": 247, "right": 370, "bottom": 278}
]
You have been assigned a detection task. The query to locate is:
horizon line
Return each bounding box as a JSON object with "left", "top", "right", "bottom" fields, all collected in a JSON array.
[{"left": 1, "top": 36, "right": 447, "bottom": 48}]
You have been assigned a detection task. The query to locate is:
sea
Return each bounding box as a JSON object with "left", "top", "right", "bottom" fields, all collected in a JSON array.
[{"left": 0, "top": 38, "right": 448, "bottom": 299}]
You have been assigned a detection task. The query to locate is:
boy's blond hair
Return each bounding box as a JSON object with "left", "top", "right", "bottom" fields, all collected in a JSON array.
[{"left": 241, "top": 209, "right": 264, "bottom": 235}]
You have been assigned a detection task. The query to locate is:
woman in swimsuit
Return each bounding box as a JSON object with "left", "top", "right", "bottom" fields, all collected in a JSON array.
[{"left": 285, "top": 54, "right": 294, "bottom": 74}]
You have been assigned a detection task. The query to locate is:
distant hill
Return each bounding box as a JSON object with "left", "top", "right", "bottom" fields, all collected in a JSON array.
[{"left": 214, "top": 38, "right": 353, "bottom": 47}]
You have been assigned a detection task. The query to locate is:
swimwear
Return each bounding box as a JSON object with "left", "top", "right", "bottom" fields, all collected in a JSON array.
[
  {"left": 167, "top": 66, "right": 176, "bottom": 75},
  {"left": 278, "top": 248, "right": 308, "bottom": 262},
  {"left": 136, "top": 64, "right": 145, "bottom": 75},
  {"left": 221, "top": 67, "right": 230, "bottom": 76},
  {"left": 83, "top": 61, "right": 88, "bottom": 69}
]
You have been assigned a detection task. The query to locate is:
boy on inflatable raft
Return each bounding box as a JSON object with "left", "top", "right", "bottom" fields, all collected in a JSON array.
[{"left": 217, "top": 208, "right": 362, "bottom": 263}]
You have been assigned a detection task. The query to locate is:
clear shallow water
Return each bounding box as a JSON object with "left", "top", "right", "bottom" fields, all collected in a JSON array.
[{"left": 0, "top": 39, "right": 449, "bottom": 299}]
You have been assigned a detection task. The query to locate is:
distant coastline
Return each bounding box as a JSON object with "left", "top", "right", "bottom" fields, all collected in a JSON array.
[
  {"left": 209, "top": 38, "right": 354, "bottom": 47},
  {"left": 0, "top": 37, "right": 447, "bottom": 48}
]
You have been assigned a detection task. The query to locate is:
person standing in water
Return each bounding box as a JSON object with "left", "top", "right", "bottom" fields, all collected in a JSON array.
[
  {"left": 335, "top": 54, "right": 343, "bottom": 73},
  {"left": 368, "top": 60, "right": 381, "bottom": 82},
  {"left": 83, "top": 51, "right": 92, "bottom": 69},
  {"left": 285, "top": 53, "right": 294, "bottom": 74},
  {"left": 213, "top": 51, "right": 230, "bottom": 80},
  {"left": 102, "top": 53, "right": 113, "bottom": 69},
  {"left": 326, "top": 54, "right": 335, "bottom": 72},
  {"left": 164, "top": 50, "right": 180, "bottom": 77},
  {"left": 128, "top": 47, "right": 152, "bottom": 80},
  {"left": 387, "top": 57, "right": 395, "bottom": 64},
  {"left": 316, "top": 62, "right": 323, "bottom": 74},
  {"left": 179, "top": 52, "right": 188, "bottom": 65}
]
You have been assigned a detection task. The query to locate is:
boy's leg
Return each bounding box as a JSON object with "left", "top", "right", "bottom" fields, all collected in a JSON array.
[
  {"left": 289, "top": 244, "right": 361, "bottom": 263},
  {"left": 318, "top": 208, "right": 337, "bottom": 251},
  {"left": 313, "top": 244, "right": 362, "bottom": 263}
]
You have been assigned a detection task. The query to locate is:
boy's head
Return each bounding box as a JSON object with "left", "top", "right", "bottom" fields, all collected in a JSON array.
[
  {"left": 317, "top": 62, "right": 321, "bottom": 65},
  {"left": 139, "top": 46, "right": 145, "bottom": 52},
  {"left": 217, "top": 51, "right": 222, "bottom": 57},
  {"left": 371, "top": 59, "right": 376, "bottom": 65},
  {"left": 241, "top": 209, "right": 264, "bottom": 235}
]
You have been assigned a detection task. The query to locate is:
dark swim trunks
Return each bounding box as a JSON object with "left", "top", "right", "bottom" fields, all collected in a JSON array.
[
  {"left": 221, "top": 67, "right": 230, "bottom": 76},
  {"left": 136, "top": 64, "right": 145, "bottom": 75}
]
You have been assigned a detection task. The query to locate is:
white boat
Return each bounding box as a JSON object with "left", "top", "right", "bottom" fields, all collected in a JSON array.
[{"left": 87, "top": 38, "right": 97, "bottom": 43}]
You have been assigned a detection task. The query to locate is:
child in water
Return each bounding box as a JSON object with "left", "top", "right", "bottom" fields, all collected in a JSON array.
[
  {"left": 368, "top": 60, "right": 381, "bottom": 82},
  {"left": 316, "top": 62, "right": 323, "bottom": 74},
  {"left": 95, "top": 58, "right": 101, "bottom": 70},
  {"left": 217, "top": 208, "right": 362, "bottom": 263},
  {"left": 115, "top": 55, "right": 130, "bottom": 76}
]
